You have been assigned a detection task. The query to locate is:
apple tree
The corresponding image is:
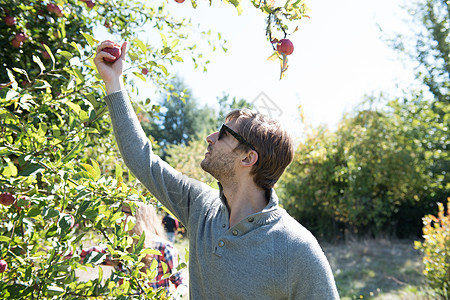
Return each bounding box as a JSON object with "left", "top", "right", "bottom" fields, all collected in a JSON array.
[{"left": 1, "top": 0, "right": 309, "bottom": 298}]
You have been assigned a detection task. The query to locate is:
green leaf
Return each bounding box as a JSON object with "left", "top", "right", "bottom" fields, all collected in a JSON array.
[
  {"left": 0, "top": 236, "right": 11, "bottom": 243},
  {"left": 19, "top": 163, "right": 44, "bottom": 176},
  {"left": 27, "top": 207, "right": 41, "bottom": 218},
  {"left": 120, "top": 254, "right": 133, "bottom": 262},
  {"left": 172, "top": 55, "right": 184, "bottom": 62},
  {"left": 77, "top": 200, "right": 91, "bottom": 216},
  {"left": 158, "top": 64, "right": 168, "bottom": 76},
  {"left": 81, "top": 163, "right": 97, "bottom": 180},
  {"left": 2, "top": 161, "right": 18, "bottom": 177},
  {"left": 62, "top": 137, "right": 85, "bottom": 163},
  {"left": 134, "top": 38, "right": 147, "bottom": 54},
  {"left": 70, "top": 42, "right": 82, "bottom": 55},
  {"left": 33, "top": 55, "right": 45, "bottom": 74},
  {"left": 12, "top": 67, "right": 30, "bottom": 81},
  {"left": 57, "top": 50, "right": 73, "bottom": 60},
  {"left": 128, "top": 52, "right": 139, "bottom": 62},
  {"left": 132, "top": 71, "right": 146, "bottom": 82},
  {"left": 170, "top": 39, "right": 179, "bottom": 49},
  {"left": 43, "top": 207, "right": 60, "bottom": 220},
  {"left": 140, "top": 248, "right": 161, "bottom": 256},
  {"left": 42, "top": 44, "right": 55, "bottom": 70},
  {"left": 115, "top": 163, "right": 123, "bottom": 180},
  {"left": 81, "top": 32, "right": 99, "bottom": 48},
  {"left": 160, "top": 33, "right": 168, "bottom": 48},
  {"left": 34, "top": 79, "right": 52, "bottom": 89},
  {"left": 65, "top": 100, "right": 81, "bottom": 116},
  {"left": 135, "top": 231, "right": 145, "bottom": 254},
  {"left": 6, "top": 68, "right": 18, "bottom": 90},
  {"left": 84, "top": 251, "right": 106, "bottom": 265},
  {"left": 46, "top": 285, "right": 65, "bottom": 296},
  {"left": 58, "top": 214, "right": 74, "bottom": 235},
  {"left": 90, "top": 159, "right": 101, "bottom": 181}
]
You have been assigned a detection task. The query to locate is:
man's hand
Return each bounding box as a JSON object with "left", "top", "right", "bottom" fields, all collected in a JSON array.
[{"left": 94, "top": 40, "right": 128, "bottom": 95}]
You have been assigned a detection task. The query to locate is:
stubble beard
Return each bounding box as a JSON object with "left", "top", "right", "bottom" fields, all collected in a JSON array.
[{"left": 201, "top": 151, "right": 237, "bottom": 183}]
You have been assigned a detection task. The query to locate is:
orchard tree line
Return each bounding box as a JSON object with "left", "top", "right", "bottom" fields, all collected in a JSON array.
[
  {"left": 0, "top": 0, "right": 308, "bottom": 298},
  {"left": 278, "top": 0, "right": 448, "bottom": 240}
]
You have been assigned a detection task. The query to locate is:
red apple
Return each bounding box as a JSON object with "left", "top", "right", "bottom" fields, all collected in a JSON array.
[
  {"left": 15, "top": 33, "right": 27, "bottom": 43},
  {"left": 12, "top": 38, "right": 23, "bottom": 48},
  {"left": 102, "top": 46, "right": 121, "bottom": 62},
  {"left": 0, "top": 260, "right": 7, "bottom": 273},
  {"left": 142, "top": 68, "right": 149, "bottom": 75},
  {"left": 68, "top": 214, "right": 75, "bottom": 230},
  {"left": 11, "top": 33, "right": 27, "bottom": 48},
  {"left": 47, "top": 3, "right": 56, "bottom": 13},
  {"left": 86, "top": 1, "right": 95, "bottom": 8},
  {"left": 277, "top": 38, "right": 294, "bottom": 55},
  {"left": 0, "top": 192, "right": 15, "bottom": 206},
  {"left": 104, "top": 21, "right": 112, "bottom": 28},
  {"left": 47, "top": 3, "right": 63, "bottom": 17},
  {"left": 175, "top": 0, "right": 185, "bottom": 3},
  {"left": 61, "top": 213, "right": 75, "bottom": 230},
  {"left": 5, "top": 15, "right": 16, "bottom": 26}
]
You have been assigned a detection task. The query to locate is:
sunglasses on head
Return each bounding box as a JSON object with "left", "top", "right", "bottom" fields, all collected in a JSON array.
[{"left": 218, "top": 123, "right": 256, "bottom": 152}]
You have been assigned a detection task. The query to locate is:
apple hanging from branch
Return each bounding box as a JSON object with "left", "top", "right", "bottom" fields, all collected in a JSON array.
[
  {"left": 0, "top": 260, "right": 7, "bottom": 273},
  {"left": 0, "top": 192, "right": 15, "bottom": 206}
]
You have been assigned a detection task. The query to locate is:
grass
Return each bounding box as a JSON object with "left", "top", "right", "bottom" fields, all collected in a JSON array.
[
  {"left": 321, "top": 238, "right": 432, "bottom": 300},
  {"left": 174, "top": 236, "right": 434, "bottom": 299}
]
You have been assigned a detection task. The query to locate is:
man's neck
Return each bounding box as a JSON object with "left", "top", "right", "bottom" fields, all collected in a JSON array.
[{"left": 222, "top": 181, "right": 268, "bottom": 227}]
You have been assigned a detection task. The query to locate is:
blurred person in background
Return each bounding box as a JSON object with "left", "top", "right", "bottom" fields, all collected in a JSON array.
[{"left": 162, "top": 212, "right": 179, "bottom": 244}]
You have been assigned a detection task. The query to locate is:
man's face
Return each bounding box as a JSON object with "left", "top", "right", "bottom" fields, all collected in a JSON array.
[{"left": 200, "top": 122, "right": 241, "bottom": 182}]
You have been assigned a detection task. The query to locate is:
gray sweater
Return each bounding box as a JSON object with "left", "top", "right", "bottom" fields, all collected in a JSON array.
[{"left": 105, "top": 90, "right": 340, "bottom": 300}]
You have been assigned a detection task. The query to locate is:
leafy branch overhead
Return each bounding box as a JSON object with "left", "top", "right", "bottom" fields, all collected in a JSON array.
[{"left": 183, "top": 0, "right": 311, "bottom": 78}]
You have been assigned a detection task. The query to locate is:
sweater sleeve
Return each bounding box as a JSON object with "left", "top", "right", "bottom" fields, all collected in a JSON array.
[
  {"left": 104, "top": 90, "right": 212, "bottom": 227},
  {"left": 284, "top": 218, "right": 340, "bottom": 299}
]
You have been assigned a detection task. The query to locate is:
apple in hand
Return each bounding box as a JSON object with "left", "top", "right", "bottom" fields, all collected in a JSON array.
[
  {"left": 102, "top": 45, "right": 121, "bottom": 63},
  {"left": 277, "top": 39, "right": 294, "bottom": 55}
]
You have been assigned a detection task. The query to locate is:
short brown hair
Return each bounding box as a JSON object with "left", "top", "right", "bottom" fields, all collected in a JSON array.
[{"left": 225, "top": 109, "right": 294, "bottom": 190}]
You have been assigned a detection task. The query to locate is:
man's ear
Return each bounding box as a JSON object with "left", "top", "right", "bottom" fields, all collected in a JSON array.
[{"left": 240, "top": 150, "right": 258, "bottom": 167}]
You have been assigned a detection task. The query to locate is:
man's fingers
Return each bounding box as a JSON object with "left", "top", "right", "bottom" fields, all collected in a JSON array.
[
  {"left": 96, "top": 40, "right": 119, "bottom": 54},
  {"left": 119, "top": 42, "right": 128, "bottom": 61}
]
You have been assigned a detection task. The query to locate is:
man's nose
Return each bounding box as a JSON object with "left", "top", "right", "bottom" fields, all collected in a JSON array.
[{"left": 206, "top": 131, "right": 219, "bottom": 144}]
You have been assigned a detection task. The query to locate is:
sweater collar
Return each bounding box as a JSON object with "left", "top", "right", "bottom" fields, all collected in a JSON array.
[{"left": 217, "top": 183, "right": 283, "bottom": 225}]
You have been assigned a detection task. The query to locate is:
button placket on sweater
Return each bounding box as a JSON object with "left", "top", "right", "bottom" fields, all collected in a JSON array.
[{"left": 214, "top": 216, "right": 256, "bottom": 257}]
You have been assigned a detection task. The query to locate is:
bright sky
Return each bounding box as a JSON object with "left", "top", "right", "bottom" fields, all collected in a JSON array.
[{"left": 97, "top": 0, "right": 416, "bottom": 139}]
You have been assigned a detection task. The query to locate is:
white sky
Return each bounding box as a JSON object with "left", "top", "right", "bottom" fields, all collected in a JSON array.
[{"left": 97, "top": 0, "right": 416, "bottom": 139}]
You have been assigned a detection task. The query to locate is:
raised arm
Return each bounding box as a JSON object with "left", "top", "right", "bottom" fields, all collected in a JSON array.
[
  {"left": 93, "top": 41, "right": 213, "bottom": 227},
  {"left": 93, "top": 40, "right": 127, "bottom": 95}
]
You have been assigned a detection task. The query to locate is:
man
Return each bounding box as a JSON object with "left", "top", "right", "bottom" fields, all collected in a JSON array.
[{"left": 94, "top": 40, "right": 339, "bottom": 299}]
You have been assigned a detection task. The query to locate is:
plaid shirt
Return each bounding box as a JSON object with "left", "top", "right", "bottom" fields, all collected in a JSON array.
[
  {"left": 78, "top": 240, "right": 184, "bottom": 291},
  {"left": 147, "top": 240, "right": 184, "bottom": 290}
]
